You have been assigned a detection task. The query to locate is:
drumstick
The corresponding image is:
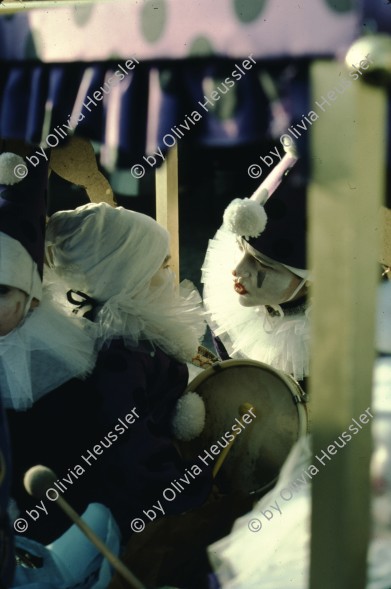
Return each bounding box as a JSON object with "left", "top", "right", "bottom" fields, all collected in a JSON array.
[
  {"left": 24, "top": 465, "right": 146, "bottom": 589},
  {"left": 212, "top": 403, "right": 256, "bottom": 478}
]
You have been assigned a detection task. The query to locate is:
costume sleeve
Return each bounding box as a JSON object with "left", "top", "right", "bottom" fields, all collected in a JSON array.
[{"left": 92, "top": 342, "right": 213, "bottom": 539}]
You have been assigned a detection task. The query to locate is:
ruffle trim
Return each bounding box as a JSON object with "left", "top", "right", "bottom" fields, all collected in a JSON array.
[
  {"left": 0, "top": 295, "right": 97, "bottom": 411},
  {"left": 202, "top": 227, "right": 311, "bottom": 381},
  {"left": 44, "top": 267, "right": 206, "bottom": 365}
]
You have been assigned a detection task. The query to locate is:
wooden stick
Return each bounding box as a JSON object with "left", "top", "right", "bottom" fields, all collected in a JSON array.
[{"left": 213, "top": 403, "right": 256, "bottom": 478}]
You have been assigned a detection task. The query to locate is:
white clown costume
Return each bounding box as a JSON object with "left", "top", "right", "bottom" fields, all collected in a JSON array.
[{"left": 202, "top": 151, "right": 311, "bottom": 382}]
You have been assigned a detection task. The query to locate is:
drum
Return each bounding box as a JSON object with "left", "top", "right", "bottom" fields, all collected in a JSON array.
[{"left": 178, "top": 359, "right": 309, "bottom": 496}]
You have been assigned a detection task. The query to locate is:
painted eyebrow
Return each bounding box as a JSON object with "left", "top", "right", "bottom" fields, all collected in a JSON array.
[{"left": 163, "top": 255, "right": 171, "bottom": 264}]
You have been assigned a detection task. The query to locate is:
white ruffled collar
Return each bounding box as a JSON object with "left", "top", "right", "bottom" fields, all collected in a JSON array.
[
  {"left": 94, "top": 277, "right": 206, "bottom": 363},
  {"left": 44, "top": 267, "right": 206, "bottom": 365},
  {"left": 0, "top": 295, "right": 97, "bottom": 411},
  {"left": 202, "top": 227, "right": 311, "bottom": 381}
]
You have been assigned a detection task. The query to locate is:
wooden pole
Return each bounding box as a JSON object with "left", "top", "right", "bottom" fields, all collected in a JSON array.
[
  {"left": 308, "top": 61, "right": 386, "bottom": 589},
  {"left": 155, "top": 144, "right": 180, "bottom": 283}
]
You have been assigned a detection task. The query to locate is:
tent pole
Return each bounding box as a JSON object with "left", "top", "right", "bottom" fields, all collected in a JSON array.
[
  {"left": 155, "top": 144, "right": 180, "bottom": 283},
  {"left": 308, "top": 60, "right": 385, "bottom": 589}
]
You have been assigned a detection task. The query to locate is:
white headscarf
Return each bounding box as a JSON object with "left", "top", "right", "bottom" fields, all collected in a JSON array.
[
  {"left": 45, "top": 202, "right": 169, "bottom": 302},
  {"left": 45, "top": 203, "right": 205, "bottom": 363},
  {"left": 0, "top": 234, "right": 96, "bottom": 411},
  {"left": 0, "top": 232, "right": 42, "bottom": 304}
]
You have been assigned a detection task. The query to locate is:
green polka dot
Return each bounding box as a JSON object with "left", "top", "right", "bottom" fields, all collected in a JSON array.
[
  {"left": 141, "top": 0, "right": 167, "bottom": 44},
  {"left": 233, "top": 0, "right": 267, "bottom": 23},
  {"left": 188, "top": 36, "right": 214, "bottom": 57},
  {"left": 24, "top": 30, "right": 43, "bottom": 59},
  {"left": 73, "top": 4, "right": 95, "bottom": 27},
  {"left": 324, "top": 0, "right": 354, "bottom": 12},
  {"left": 108, "top": 54, "right": 125, "bottom": 67},
  {"left": 159, "top": 70, "right": 175, "bottom": 92}
]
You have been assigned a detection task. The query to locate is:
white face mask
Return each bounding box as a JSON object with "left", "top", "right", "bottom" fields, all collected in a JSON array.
[
  {"left": 0, "top": 285, "right": 29, "bottom": 336},
  {"left": 231, "top": 240, "right": 307, "bottom": 307}
]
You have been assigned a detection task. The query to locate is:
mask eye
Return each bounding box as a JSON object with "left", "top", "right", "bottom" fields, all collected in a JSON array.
[
  {"left": 162, "top": 254, "right": 171, "bottom": 269},
  {"left": 0, "top": 285, "right": 11, "bottom": 296}
]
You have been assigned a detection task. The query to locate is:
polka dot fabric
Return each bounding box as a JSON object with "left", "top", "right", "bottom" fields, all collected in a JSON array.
[{"left": 0, "top": 0, "right": 358, "bottom": 62}]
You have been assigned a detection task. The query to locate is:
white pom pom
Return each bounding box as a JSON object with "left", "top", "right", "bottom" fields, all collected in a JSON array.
[
  {"left": 0, "top": 152, "right": 26, "bottom": 185},
  {"left": 172, "top": 391, "right": 206, "bottom": 442},
  {"left": 223, "top": 198, "right": 267, "bottom": 239}
]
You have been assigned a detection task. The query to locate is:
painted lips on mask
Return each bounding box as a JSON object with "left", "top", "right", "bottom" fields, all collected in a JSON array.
[
  {"left": 234, "top": 282, "right": 248, "bottom": 295},
  {"left": 234, "top": 270, "right": 265, "bottom": 297}
]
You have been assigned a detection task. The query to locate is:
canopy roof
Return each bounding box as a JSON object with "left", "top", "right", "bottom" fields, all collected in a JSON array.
[
  {"left": 0, "top": 0, "right": 367, "bottom": 169},
  {"left": 0, "top": 0, "right": 358, "bottom": 62}
]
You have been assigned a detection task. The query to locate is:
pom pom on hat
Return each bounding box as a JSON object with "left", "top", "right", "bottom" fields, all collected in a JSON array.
[
  {"left": 171, "top": 391, "right": 206, "bottom": 441},
  {"left": 0, "top": 153, "right": 26, "bottom": 186},
  {"left": 223, "top": 198, "right": 268, "bottom": 240}
]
